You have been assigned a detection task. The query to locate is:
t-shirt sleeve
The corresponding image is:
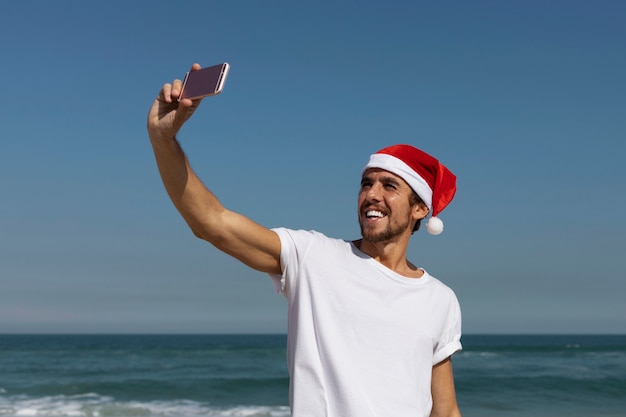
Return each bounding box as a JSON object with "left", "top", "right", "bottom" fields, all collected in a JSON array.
[
  {"left": 432, "top": 290, "right": 463, "bottom": 365},
  {"left": 267, "top": 228, "right": 313, "bottom": 297}
]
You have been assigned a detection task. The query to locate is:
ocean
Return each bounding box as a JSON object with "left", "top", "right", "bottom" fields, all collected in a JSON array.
[{"left": 0, "top": 334, "right": 624, "bottom": 417}]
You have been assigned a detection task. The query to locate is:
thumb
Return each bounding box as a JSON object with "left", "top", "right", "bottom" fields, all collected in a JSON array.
[{"left": 173, "top": 98, "right": 202, "bottom": 129}]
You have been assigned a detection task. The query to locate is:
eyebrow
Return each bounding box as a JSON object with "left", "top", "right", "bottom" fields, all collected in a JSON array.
[{"left": 361, "top": 174, "right": 403, "bottom": 188}]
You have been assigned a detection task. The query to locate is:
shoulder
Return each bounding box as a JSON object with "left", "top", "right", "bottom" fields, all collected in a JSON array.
[
  {"left": 273, "top": 228, "right": 359, "bottom": 267},
  {"left": 273, "top": 227, "right": 347, "bottom": 248},
  {"left": 422, "top": 271, "right": 460, "bottom": 300}
]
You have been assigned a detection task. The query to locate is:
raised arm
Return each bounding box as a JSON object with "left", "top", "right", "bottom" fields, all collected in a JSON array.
[{"left": 146, "top": 63, "right": 282, "bottom": 274}]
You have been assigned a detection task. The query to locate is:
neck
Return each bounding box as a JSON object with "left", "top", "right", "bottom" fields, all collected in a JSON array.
[{"left": 354, "top": 237, "right": 423, "bottom": 278}]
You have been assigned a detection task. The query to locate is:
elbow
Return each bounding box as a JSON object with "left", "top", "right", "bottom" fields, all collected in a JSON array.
[
  {"left": 187, "top": 221, "right": 212, "bottom": 242},
  {"left": 189, "top": 224, "right": 226, "bottom": 247},
  {"left": 190, "top": 226, "right": 216, "bottom": 243},
  {"left": 191, "top": 228, "right": 205, "bottom": 240}
]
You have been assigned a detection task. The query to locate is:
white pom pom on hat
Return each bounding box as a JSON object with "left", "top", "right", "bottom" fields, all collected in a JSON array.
[
  {"left": 363, "top": 144, "right": 457, "bottom": 235},
  {"left": 425, "top": 216, "right": 444, "bottom": 235}
]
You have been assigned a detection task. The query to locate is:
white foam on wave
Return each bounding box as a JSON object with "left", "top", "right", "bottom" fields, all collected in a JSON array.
[
  {"left": 0, "top": 394, "right": 290, "bottom": 417},
  {"left": 457, "top": 350, "right": 498, "bottom": 359}
]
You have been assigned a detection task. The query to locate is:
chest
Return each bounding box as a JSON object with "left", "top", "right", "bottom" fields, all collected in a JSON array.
[{"left": 292, "top": 251, "right": 447, "bottom": 343}]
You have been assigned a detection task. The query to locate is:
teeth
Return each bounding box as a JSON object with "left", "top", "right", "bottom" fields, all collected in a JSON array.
[{"left": 366, "top": 210, "right": 385, "bottom": 218}]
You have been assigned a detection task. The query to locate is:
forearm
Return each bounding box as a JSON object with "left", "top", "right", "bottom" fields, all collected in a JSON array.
[{"left": 150, "top": 134, "right": 225, "bottom": 240}]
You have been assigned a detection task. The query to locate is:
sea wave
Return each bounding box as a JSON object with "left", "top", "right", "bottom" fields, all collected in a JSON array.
[{"left": 0, "top": 394, "right": 290, "bottom": 417}]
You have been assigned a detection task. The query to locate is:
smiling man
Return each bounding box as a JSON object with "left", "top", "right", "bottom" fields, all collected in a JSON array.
[{"left": 147, "top": 64, "right": 463, "bottom": 417}]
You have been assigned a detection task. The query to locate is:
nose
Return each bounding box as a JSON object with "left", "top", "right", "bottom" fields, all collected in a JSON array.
[{"left": 365, "top": 182, "right": 383, "bottom": 202}]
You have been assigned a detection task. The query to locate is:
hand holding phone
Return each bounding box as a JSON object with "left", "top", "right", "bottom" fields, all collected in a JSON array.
[{"left": 178, "top": 63, "right": 230, "bottom": 101}]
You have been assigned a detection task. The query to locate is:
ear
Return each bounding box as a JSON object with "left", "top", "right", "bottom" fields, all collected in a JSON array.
[{"left": 412, "top": 203, "right": 429, "bottom": 222}]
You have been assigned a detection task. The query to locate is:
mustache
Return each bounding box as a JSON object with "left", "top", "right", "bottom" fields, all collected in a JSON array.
[{"left": 360, "top": 203, "right": 389, "bottom": 214}]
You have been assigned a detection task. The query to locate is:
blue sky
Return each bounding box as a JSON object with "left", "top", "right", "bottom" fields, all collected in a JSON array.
[{"left": 1, "top": 1, "right": 624, "bottom": 334}]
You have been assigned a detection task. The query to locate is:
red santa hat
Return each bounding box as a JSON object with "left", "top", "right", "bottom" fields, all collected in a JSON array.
[{"left": 363, "top": 144, "right": 457, "bottom": 235}]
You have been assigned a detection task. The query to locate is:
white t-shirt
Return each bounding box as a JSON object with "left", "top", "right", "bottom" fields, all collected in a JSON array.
[{"left": 269, "top": 228, "right": 462, "bottom": 417}]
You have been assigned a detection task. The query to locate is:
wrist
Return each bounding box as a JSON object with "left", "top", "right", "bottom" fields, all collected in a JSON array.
[{"left": 149, "top": 131, "right": 180, "bottom": 151}]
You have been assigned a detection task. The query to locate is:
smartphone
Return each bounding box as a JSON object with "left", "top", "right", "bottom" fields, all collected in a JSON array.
[{"left": 179, "top": 63, "right": 230, "bottom": 101}]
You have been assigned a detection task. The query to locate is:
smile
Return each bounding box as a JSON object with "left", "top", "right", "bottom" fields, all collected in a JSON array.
[{"left": 366, "top": 210, "right": 386, "bottom": 219}]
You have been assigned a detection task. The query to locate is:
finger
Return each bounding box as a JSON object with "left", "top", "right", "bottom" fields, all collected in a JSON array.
[
  {"left": 159, "top": 83, "right": 173, "bottom": 103},
  {"left": 175, "top": 97, "right": 201, "bottom": 126},
  {"left": 178, "top": 92, "right": 204, "bottom": 109},
  {"left": 170, "top": 78, "right": 184, "bottom": 100},
  {"left": 189, "top": 62, "right": 201, "bottom": 72},
  {"left": 178, "top": 97, "right": 194, "bottom": 108}
]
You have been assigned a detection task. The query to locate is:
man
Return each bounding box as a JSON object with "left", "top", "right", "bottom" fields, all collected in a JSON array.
[{"left": 147, "top": 63, "right": 463, "bottom": 417}]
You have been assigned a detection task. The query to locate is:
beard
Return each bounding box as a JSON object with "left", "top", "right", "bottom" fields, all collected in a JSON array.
[{"left": 359, "top": 213, "right": 412, "bottom": 243}]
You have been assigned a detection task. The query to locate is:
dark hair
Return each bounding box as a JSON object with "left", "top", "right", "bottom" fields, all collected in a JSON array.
[{"left": 409, "top": 190, "right": 428, "bottom": 234}]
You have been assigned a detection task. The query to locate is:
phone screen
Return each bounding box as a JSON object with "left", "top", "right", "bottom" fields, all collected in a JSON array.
[{"left": 179, "top": 63, "right": 230, "bottom": 100}]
